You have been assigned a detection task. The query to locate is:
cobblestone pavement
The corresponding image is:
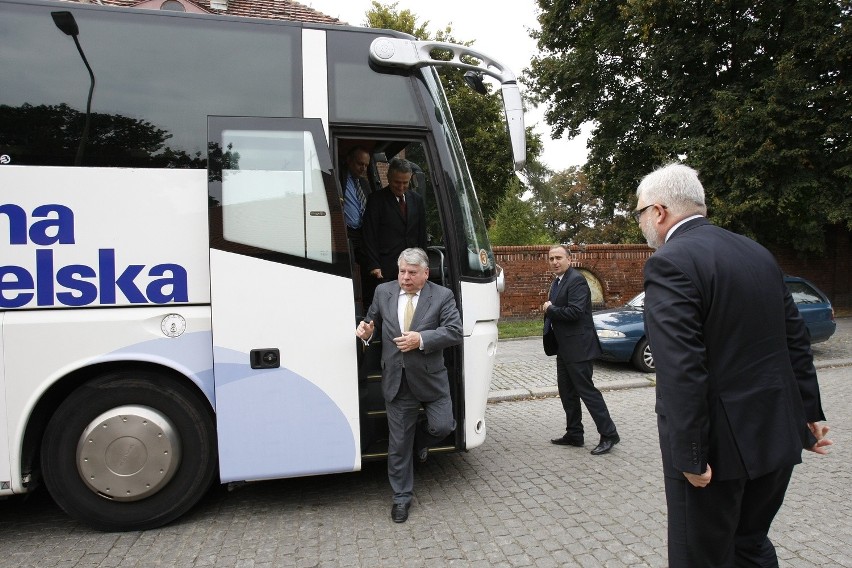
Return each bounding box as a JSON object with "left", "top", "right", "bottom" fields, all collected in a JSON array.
[
  {"left": 490, "top": 317, "right": 851, "bottom": 401},
  {"left": 0, "top": 321, "right": 848, "bottom": 568}
]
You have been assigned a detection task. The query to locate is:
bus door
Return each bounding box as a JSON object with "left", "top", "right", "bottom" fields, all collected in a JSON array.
[
  {"left": 207, "top": 117, "right": 361, "bottom": 483},
  {"left": 337, "top": 136, "right": 463, "bottom": 457}
]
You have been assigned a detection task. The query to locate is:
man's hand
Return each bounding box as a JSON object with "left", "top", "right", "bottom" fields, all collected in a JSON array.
[
  {"left": 356, "top": 319, "right": 375, "bottom": 341},
  {"left": 807, "top": 422, "right": 833, "bottom": 455},
  {"left": 370, "top": 268, "right": 383, "bottom": 279},
  {"left": 393, "top": 331, "right": 421, "bottom": 352},
  {"left": 542, "top": 300, "right": 552, "bottom": 311},
  {"left": 684, "top": 464, "right": 712, "bottom": 488}
]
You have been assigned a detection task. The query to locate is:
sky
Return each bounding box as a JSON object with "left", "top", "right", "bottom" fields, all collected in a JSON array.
[{"left": 306, "top": 0, "right": 590, "bottom": 172}]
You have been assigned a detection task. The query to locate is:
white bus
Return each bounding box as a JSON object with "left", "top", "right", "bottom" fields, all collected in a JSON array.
[{"left": 0, "top": 0, "right": 524, "bottom": 530}]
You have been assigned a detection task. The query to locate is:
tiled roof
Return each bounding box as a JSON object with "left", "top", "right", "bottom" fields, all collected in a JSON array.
[{"left": 59, "top": 0, "right": 345, "bottom": 25}]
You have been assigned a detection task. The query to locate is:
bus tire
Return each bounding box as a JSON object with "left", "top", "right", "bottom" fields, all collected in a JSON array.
[{"left": 40, "top": 370, "right": 217, "bottom": 531}]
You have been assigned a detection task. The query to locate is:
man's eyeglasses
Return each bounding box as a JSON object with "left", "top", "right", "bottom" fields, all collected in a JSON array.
[{"left": 632, "top": 203, "right": 667, "bottom": 222}]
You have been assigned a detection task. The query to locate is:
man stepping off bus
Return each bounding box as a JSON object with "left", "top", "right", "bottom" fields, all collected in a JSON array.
[{"left": 356, "top": 248, "right": 462, "bottom": 523}]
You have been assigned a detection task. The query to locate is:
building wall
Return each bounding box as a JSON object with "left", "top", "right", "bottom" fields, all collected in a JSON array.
[
  {"left": 494, "top": 228, "right": 850, "bottom": 320},
  {"left": 769, "top": 224, "right": 851, "bottom": 309},
  {"left": 494, "top": 244, "right": 652, "bottom": 320}
]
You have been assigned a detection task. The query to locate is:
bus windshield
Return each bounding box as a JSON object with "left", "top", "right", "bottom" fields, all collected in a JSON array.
[{"left": 421, "top": 68, "right": 495, "bottom": 280}]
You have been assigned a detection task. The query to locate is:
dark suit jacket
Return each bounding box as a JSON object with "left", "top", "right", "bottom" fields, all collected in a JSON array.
[
  {"left": 362, "top": 188, "right": 427, "bottom": 279},
  {"left": 364, "top": 280, "right": 463, "bottom": 402},
  {"left": 543, "top": 268, "right": 603, "bottom": 361},
  {"left": 643, "top": 217, "right": 825, "bottom": 481}
]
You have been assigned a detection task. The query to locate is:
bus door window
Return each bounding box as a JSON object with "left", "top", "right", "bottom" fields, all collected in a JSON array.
[{"left": 208, "top": 117, "right": 348, "bottom": 274}]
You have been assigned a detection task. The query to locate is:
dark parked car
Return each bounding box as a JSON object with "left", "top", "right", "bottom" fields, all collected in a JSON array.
[
  {"left": 785, "top": 275, "right": 838, "bottom": 343},
  {"left": 593, "top": 292, "right": 653, "bottom": 372},
  {"left": 593, "top": 275, "right": 836, "bottom": 373}
]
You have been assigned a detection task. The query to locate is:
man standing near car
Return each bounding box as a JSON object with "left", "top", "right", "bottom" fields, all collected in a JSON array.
[
  {"left": 542, "top": 245, "right": 620, "bottom": 455},
  {"left": 636, "top": 162, "right": 832, "bottom": 567}
]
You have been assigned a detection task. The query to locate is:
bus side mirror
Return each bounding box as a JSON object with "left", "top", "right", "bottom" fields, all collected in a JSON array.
[
  {"left": 500, "top": 83, "right": 525, "bottom": 171},
  {"left": 51, "top": 11, "right": 79, "bottom": 36},
  {"left": 463, "top": 71, "right": 488, "bottom": 95}
]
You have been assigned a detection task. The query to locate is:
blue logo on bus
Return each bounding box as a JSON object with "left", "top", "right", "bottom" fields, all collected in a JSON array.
[{"left": 1, "top": 203, "right": 189, "bottom": 308}]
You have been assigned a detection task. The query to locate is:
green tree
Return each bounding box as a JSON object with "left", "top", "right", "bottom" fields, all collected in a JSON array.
[
  {"left": 364, "top": 1, "right": 430, "bottom": 37},
  {"left": 366, "top": 2, "right": 544, "bottom": 222},
  {"left": 527, "top": 0, "right": 851, "bottom": 253},
  {"left": 488, "top": 179, "right": 551, "bottom": 245},
  {"left": 525, "top": 164, "right": 638, "bottom": 244}
]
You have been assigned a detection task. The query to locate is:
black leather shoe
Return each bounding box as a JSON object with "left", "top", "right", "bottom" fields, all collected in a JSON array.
[
  {"left": 551, "top": 435, "right": 584, "bottom": 446},
  {"left": 391, "top": 502, "right": 411, "bottom": 523},
  {"left": 591, "top": 435, "right": 620, "bottom": 455}
]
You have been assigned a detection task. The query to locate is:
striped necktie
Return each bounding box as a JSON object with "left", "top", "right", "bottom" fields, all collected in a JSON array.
[{"left": 353, "top": 177, "right": 367, "bottom": 213}]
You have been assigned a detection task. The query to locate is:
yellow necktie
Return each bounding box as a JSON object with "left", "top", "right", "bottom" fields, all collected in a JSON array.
[{"left": 403, "top": 293, "right": 415, "bottom": 331}]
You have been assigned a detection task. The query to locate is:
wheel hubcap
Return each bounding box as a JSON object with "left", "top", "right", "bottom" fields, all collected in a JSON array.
[
  {"left": 76, "top": 405, "right": 181, "bottom": 501},
  {"left": 643, "top": 346, "right": 654, "bottom": 370}
]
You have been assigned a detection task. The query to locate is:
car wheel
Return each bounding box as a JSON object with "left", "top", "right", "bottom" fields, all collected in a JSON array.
[
  {"left": 41, "top": 370, "right": 217, "bottom": 531},
  {"left": 631, "top": 338, "right": 655, "bottom": 373}
]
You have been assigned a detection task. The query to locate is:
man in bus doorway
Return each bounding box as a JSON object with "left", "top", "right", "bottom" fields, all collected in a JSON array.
[
  {"left": 342, "top": 146, "right": 371, "bottom": 232},
  {"left": 356, "top": 247, "right": 462, "bottom": 523},
  {"left": 341, "top": 145, "right": 373, "bottom": 304},
  {"left": 362, "top": 158, "right": 427, "bottom": 286}
]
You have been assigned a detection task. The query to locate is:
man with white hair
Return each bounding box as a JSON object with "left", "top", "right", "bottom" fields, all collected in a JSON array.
[
  {"left": 636, "top": 163, "right": 832, "bottom": 567},
  {"left": 356, "top": 247, "right": 462, "bottom": 523}
]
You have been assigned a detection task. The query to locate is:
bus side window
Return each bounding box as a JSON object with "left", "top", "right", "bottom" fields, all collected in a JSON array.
[{"left": 209, "top": 117, "right": 346, "bottom": 270}]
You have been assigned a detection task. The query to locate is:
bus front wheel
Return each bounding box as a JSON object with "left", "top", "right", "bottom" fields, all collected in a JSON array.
[{"left": 41, "top": 370, "right": 217, "bottom": 531}]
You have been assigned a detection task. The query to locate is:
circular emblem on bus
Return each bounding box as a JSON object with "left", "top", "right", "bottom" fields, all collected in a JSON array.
[
  {"left": 161, "top": 314, "right": 186, "bottom": 338},
  {"left": 372, "top": 38, "right": 395, "bottom": 60},
  {"left": 478, "top": 249, "right": 490, "bottom": 268}
]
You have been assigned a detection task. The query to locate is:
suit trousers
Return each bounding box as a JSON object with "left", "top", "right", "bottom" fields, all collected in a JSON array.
[
  {"left": 385, "top": 373, "right": 455, "bottom": 505},
  {"left": 664, "top": 465, "right": 794, "bottom": 567},
  {"left": 555, "top": 356, "right": 617, "bottom": 439}
]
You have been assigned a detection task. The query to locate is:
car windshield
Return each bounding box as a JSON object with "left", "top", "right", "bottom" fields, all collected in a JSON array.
[{"left": 627, "top": 292, "right": 645, "bottom": 309}]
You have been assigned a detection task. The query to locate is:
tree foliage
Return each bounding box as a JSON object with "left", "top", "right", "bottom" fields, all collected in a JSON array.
[
  {"left": 488, "top": 179, "right": 551, "bottom": 245},
  {"left": 526, "top": 0, "right": 851, "bottom": 253},
  {"left": 525, "top": 164, "right": 638, "bottom": 244},
  {"left": 364, "top": 1, "right": 430, "bottom": 37},
  {"left": 366, "top": 2, "right": 543, "bottom": 222}
]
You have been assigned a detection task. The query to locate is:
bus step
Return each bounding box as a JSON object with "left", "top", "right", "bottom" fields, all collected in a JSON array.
[
  {"left": 361, "top": 444, "right": 455, "bottom": 461},
  {"left": 365, "top": 408, "right": 426, "bottom": 417}
]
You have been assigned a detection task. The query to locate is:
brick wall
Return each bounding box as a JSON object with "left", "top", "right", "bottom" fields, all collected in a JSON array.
[
  {"left": 494, "top": 244, "right": 653, "bottom": 320},
  {"left": 494, "top": 227, "right": 850, "bottom": 320}
]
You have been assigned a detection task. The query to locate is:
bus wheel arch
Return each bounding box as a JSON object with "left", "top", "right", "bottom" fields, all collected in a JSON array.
[{"left": 40, "top": 368, "right": 217, "bottom": 531}]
